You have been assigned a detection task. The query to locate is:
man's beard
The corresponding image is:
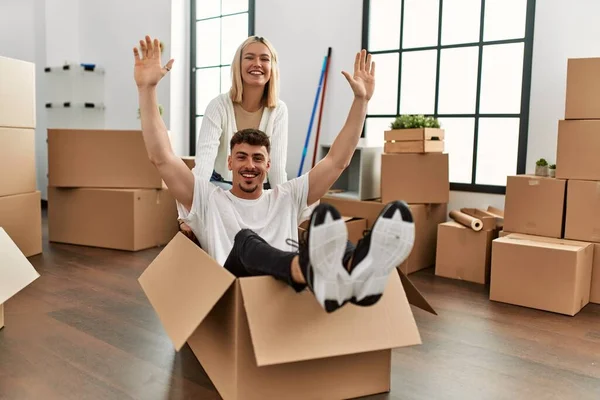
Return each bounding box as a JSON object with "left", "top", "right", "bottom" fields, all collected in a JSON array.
[{"left": 239, "top": 182, "right": 259, "bottom": 193}]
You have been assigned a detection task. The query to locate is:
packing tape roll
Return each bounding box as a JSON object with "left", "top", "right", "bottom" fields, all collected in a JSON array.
[{"left": 449, "top": 210, "right": 483, "bottom": 231}]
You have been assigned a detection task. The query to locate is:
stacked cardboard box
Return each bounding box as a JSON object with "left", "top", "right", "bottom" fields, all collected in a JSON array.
[
  {"left": 321, "top": 126, "right": 449, "bottom": 275},
  {"left": 47, "top": 129, "right": 179, "bottom": 251},
  {"left": 0, "top": 56, "right": 42, "bottom": 258},
  {"left": 435, "top": 207, "right": 504, "bottom": 284},
  {"left": 492, "top": 57, "right": 600, "bottom": 316}
]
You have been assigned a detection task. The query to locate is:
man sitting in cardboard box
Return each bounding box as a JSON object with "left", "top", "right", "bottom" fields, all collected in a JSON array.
[{"left": 133, "top": 36, "right": 415, "bottom": 313}]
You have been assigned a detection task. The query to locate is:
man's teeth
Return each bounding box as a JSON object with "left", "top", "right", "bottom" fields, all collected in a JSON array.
[{"left": 242, "top": 173, "right": 257, "bottom": 178}]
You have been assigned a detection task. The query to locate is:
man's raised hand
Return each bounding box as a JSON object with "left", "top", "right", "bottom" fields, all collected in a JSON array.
[{"left": 133, "top": 35, "right": 174, "bottom": 89}]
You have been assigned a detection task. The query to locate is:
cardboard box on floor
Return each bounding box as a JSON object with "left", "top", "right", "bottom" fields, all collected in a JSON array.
[
  {"left": 490, "top": 233, "right": 593, "bottom": 316},
  {"left": 0, "top": 227, "right": 40, "bottom": 329},
  {"left": 319, "top": 196, "right": 447, "bottom": 274},
  {"left": 503, "top": 175, "right": 566, "bottom": 238},
  {"left": 48, "top": 187, "right": 178, "bottom": 251},
  {"left": 591, "top": 244, "right": 600, "bottom": 305},
  {"left": 435, "top": 207, "right": 503, "bottom": 284},
  {"left": 381, "top": 153, "right": 449, "bottom": 204},
  {"left": 0, "top": 127, "right": 36, "bottom": 197},
  {"left": 556, "top": 120, "right": 600, "bottom": 180},
  {"left": 564, "top": 57, "right": 600, "bottom": 120},
  {"left": 139, "top": 233, "right": 436, "bottom": 400},
  {"left": 0, "top": 56, "right": 36, "bottom": 129},
  {"left": 47, "top": 129, "right": 164, "bottom": 189},
  {"left": 0, "top": 191, "right": 42, "bottom": 257}
]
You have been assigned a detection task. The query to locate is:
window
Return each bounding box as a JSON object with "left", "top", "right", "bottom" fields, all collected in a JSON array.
[
  {"left": 362, "top": 0, "right": 536, "bottom": 194},
  {"left": 190, "top": 0, "right": 255, "bottom": 155}
]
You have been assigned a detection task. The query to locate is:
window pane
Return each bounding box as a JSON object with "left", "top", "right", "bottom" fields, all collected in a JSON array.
[
  {"left": 196, "top": 19, "right": 221, "bottom": 67},
  {"left": 438, "top": 47, "right": 479, "bottom": 114},
  {"left": 400, "top": 50, "right": 437, "bottom": 115},
  {"left": 196, "top": 67, "right": 221, "bottom": 115},
  {"left": 194, "top": 116, "right": 203, "bottom": 154},
  {"left": 221, "top": 14, "right": 248, "bottom": 65},
  {"left": 402, "top": 0, "right": 439, "bottom": 49},
  {"left": 365, "top": 116, "right": 396, "bottom": 144},
  {"left": 368, "top": 53, "right": 399, "bottom": 115},
  {"left": 480, "top": 43, "right": 524, "bottom": 114},
  {"left": 438, "top": 117, "right": 474, "bottom": 183},
  {"left": 475, "top": 118, "right": 519, "bottom": 185},
  {"left": 221, "top": 65, "right": 231, "bottom": 93},
  {"left": 368, "top": 0, "right": 401, "bottom": 51},
  {"left": 484, "top": 0, "right": 527, "bottom": 41},
  {"left": 222, "top": 0, "right": 248, "bottom": 15},
  {"left": 196, "top": 0, "right": 220, "bottom": 19},
  {"left": 441, "top": 0, "right": 481, "bottom": 45}
]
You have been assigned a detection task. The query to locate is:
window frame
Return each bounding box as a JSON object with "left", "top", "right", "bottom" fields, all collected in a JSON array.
[
  {"left": 361, "top": 0, "right": 537, "bottom": 194},
  {"left": 189, "top": 0, "right": 256, "bottom": 156}
]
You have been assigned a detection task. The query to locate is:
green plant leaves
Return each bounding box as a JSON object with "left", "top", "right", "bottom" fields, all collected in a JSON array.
[{"left": 391, "top": 114, "right": 441, "bottom": 129}]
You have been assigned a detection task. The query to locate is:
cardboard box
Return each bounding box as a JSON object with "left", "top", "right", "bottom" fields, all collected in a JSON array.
[
  {"left": 384, "top": 140, "right": 444, "bottom": 154},
  {"left": 0, "top": 127, "right": 36, "bottom": 197},
  {"left": 591, "top": 244, "right": 600, "bottom": 304},
  {"left": 139, "top": 233, "right": 434, "bottom": 400},
  {"left": 381, "top": 153, "right": 449, "bottom": 204},
  {"left": 490, "top": 234, "right": 593, "bottom": 316},
  {"left": 48, "top": 187, "right": 178, "bottom": 251},
  {"left": 299, "top": 216, "right": 367, "bottom": 245},
  {"left": 320, "top": 196, "right": 386, "bottom": 229},
  {"left": 564, "top": 57, "right": 600, "bottom": 120},
  {"left": 556, "top": 120, "right": 600, "bottom": 180},
  {"left": 0, "top": 227, "right": 40, "bottom": 329},
  {"left": 435, "top": 221, "right": 497, "bottom": 284},
  {"left": 182, "top": 156, "right": 195, "bottom": 170},
  {"left": 564, "top": 179, "right": 600, "bottom": 242},
  {"left": 0, "top": 56, "right": 35, "bottom": 129},
  {"left": 503, "top": 175, "right": 566, "bottom": 238},
  {"left": 399, "top": 203, "right": 447, "bottom": 275},
  {"left": 47, "top": 129, "right": 164, "bottom": 189},
  {"left": 0, "top": 191, "right": 42, "bottom": 257},
  {"left": 384, "top": 128, "right": 445, "bottom": 141}
]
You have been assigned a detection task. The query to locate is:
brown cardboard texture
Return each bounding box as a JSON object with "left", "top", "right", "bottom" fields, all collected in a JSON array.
[
  {"left": 564, "top": 180, "right": 600, "bottom": 242},
  {"left": 0, "top": 227, "right": 40, "bottom": 329},
  {"left": 503, "top": 175, "right": 566, "bottom": 238},
  {"left": 320, "top": 196, "right": 385, "bottom": 229},
  {"left": 0, "top": 56, "right": 35, "bottom": 129},
  {"left": 591, "top": 244, "right": 600, "bottom": 304},
  {"left": 181, "top": 156, "right": 195, "bottom": 170},
  {"left": 0, "top": 191, "right": 42, "bottom": 257},
  {"left": 399, "top": 203, "right": 447, "bottom": 275},
  {"left": 300, "top": 216, "right": 367, "bottom": 245},
  {"left": 490, "top": 234, "right": 593, "bottom": 316},
  {"left": 435, "top": 221, "right": 496, "bottom": 284},
  {"left": 139, "top": 233, "right": 424, "bottom": 399},
  {"left": 564, "top": 57, "right": 600, "bottom": 120},
  {"left": 381, "top": 153, "right": 449, "bottom": 204},
  {"left": 556, "top": 120, "right": 600, "bottom": 180},
  {"left": 47, "top": 129, "right": 164, "bottom": 189},
  {"left": 48, "top": 187, "right": 178, "bottom": 251},
  {"left": 384, "top": 140, "right": 444, "bottom": 154},
  {"left": 0, "top": 128, "right": 36, "bottom": 197},
  {"left": 384, "top": 128, "right": 445, "bottom": 141}
]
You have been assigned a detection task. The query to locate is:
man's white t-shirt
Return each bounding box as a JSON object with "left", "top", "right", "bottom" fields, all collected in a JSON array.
[{"left": 177, "top": 173, "right": 310, "bottom": 266}]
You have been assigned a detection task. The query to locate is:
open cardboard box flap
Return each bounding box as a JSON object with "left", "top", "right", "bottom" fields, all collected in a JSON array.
[
  {"left": 140, "top": 232, "right": 434, "bottom": 364},
  {"left": 239, "top": 272, "right": 422, "bottom": 367},
  {"left": 0, "top": 227, "right": 40, "bottom": 305},
  {"left": 138, "top": 233, "right": 236, "bottom": 351}
]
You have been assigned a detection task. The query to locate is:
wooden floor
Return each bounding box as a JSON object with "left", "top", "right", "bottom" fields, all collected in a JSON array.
[{"left": 1, "top": 211, "right": 600, "bottom": 400}]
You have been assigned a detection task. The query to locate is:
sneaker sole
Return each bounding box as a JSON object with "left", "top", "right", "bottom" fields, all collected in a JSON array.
[
  {"left": 307, "top": 204, "right": 353, "bottom": 313},
  {"left": 351, "top": 201, "right": 415, "bottom": 306}
]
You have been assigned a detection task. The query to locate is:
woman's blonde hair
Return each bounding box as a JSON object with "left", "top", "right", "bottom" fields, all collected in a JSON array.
[{"left": 229, "top": 36, "right": 280, "bottom": 108}]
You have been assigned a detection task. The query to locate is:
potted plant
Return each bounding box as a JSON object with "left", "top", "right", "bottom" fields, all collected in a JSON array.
[
  {"left": 548, "top": 163, "right": 556, "bottom": 178},
  {"left": 535, "top": 158, "right": 549, "bottom": 176},
  {"left": 385, "top": 114, "right": 444, "bottom": 154}
]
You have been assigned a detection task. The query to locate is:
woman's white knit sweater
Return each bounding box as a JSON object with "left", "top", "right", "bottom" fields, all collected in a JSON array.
[{"left": 193, "top": 93, "right": 289, "bottom": 185}]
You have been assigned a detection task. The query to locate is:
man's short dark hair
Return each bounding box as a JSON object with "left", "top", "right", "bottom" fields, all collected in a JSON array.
[{"left": 230, "top": 128, "right": 271, "bottom": 154}]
